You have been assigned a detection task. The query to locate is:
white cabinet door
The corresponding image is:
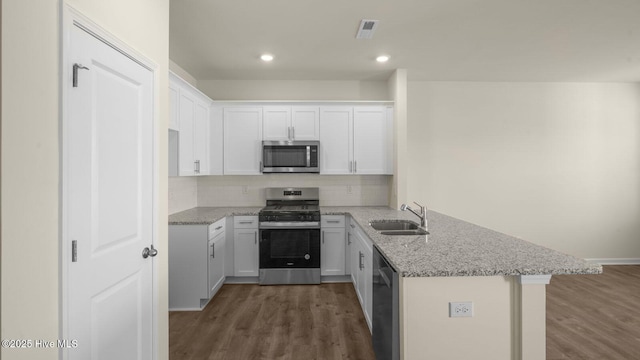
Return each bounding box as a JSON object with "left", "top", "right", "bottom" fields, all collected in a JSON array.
[
  {"left": 320, "top": 107, "right": 353, "bottom": 174},
  {"left": 353, "top": 106, "right": 391, "bottom": 175},
  {"left": 209, "top": 106, "right": 223, "bottom": 175},
  {"left": 263, "top": 106, "right": 319, "bottom": 141},
  {"left": 170, "top": 72, "right": 213, "bottom": 176},
  {"left": 350, "top": 219, "right": 373, "bottom": 332},
  {"left": 194, "top": 101, "right": 210, "bottom": 175},
  {"left": 233, "top": 216, "right": 259, "bottom": 277},
  {"left": 291, "top": 106, "right": 320, "bottom": 140},
  {"left": 224, "top": 107, "right": 263, "bottom": 175},
  {"left": 208, "top": 231, "right": 225, "bottom": 298},
  {"left": 233, "top": 228, "right": 259, "bottom": 276},
  {"left": 168, "top": 83, "right": 179, "bottom": 130},
  {"left": 321, "top": 227, "right": 346, "bottom": 276},
  {"left": 349, "top": 220, "right": 359, "bottom": 282},
  {"left": 362, "top": 241, "right": 373, "bottom": 331},
  {"left": 263, "top": 106, "right": 291, "bottom": 141},
  {"left": 178, "top": 92, "right": 196, "bottom": 176}
]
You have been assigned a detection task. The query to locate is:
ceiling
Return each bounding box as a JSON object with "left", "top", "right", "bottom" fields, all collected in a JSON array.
[{"left": 169, "top": 0, "right": 640, "bottom": 82}]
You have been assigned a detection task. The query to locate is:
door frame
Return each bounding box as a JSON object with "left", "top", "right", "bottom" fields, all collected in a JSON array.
[{"left": 59, "top": 5, "right": 160, "bottom": 359}]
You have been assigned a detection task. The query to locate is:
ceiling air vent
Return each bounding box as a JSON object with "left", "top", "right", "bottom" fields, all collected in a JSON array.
[{"left": 355, "top": 19, "right": 379, "bottom": 39}]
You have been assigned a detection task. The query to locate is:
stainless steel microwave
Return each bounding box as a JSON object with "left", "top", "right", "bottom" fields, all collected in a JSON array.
[{"left": 262, "top": 141, "right": 320, "bottom": 173}]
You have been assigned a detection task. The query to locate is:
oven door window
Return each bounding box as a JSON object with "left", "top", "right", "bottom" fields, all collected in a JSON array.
[
  {"left": 260, "top": 229, "right": 320, "bottom": 268},
  {"left": 263, "top": 146, "right": 308, "bottom": 168}
]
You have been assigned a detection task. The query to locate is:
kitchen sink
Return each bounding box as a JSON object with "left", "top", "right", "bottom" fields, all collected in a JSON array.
[{"left": 369, "top": 220, "right": 428, "bottom": 235}]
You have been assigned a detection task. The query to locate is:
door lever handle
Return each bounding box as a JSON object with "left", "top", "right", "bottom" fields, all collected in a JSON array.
[{"left": 72, "top": 63, "right": 90, "bottom": 87}]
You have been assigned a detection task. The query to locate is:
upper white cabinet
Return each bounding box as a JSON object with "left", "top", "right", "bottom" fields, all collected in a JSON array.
[
  {"left": 223, "top": 107, "right": 263, "bottom": 175},
  {"left": 263, "top": 106, "right": 320, "bottom": 141},
  {"left": 168, "top": 83, "right": 179, "bottom": 131},
  {"left": 319, "top": 107, "right": 353, "bottom": 174},
  {"left": 170, "top": 72, "right": 221, "bottom": 176},
  {"left": 320, "top": 105, "right": 393, "bottom": 175},
  {"left": 353, "top": 106, "right": 393, "bottom": 175},
  {"left": 209, "top": 107, "right": 223, "bottom": 175}
]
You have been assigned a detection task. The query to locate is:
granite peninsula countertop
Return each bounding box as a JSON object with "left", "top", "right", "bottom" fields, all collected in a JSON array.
[{"left": 169, "top": 206, "right": 602, "bottom": 278}]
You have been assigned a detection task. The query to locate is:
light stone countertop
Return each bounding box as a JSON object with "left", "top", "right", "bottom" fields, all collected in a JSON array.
[
  {"left": 168, "top": 207, "right": 262, "bottom": 225},
  {"left": 169, "top": 206, "right": 602, "bottom": 278}
]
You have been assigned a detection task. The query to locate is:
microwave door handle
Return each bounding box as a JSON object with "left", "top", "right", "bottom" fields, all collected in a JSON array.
[{"left": 307, "top": 146, "right": 311, "bottom": 167}]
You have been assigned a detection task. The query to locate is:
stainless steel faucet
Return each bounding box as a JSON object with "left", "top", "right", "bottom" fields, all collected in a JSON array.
[{"left": 401, "top": 202, "right": 428, "bottom": 229}]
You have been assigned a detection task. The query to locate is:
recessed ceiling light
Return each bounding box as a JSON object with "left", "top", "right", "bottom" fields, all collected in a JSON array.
[
  {"left": 260, "top": 54, "right": 274, "bottom": 62},
  {"left": 376, "top": 55, "right": 390, "bottom": 63}
]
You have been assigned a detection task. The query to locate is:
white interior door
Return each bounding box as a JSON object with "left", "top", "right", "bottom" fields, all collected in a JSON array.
[{"left": 65, "top": 23, "right": 155, "bottom": 360}]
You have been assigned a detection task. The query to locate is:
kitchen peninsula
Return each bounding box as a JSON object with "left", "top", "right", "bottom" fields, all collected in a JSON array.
[{"left": 169, "top": 206, "right": 601, "bottom": 360}]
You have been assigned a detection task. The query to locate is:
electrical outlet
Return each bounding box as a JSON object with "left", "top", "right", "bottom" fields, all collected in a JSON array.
[
  {"left": 449, "top": 301, "right": 473, "bottom": 317},
  {"left": 242, "top": 185, "right": 248, "bottom": 195},
  {"left": 347, "top": 185, "right": 353, "bottom": 194}
]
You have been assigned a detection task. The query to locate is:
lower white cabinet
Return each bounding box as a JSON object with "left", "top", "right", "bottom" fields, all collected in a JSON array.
[
  {"left": 208, "top": 226, "right": 226, "bottom": 299},
  {"left": 321, "top": 215, "right": 346, "bottom": 276},
  {"left": 349, "top": 218, "right": 373, "bottom": 331},
  {"left": 233, "top": 216, "right": 259, "bottom": 277},
  {"left": 169, "top": 218, "right": 226, "bottom": 310}
]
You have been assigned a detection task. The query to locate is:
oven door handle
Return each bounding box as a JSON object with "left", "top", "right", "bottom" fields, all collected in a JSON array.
[{"left": 259, "top": 222, "right": 320, "bottom": 229}]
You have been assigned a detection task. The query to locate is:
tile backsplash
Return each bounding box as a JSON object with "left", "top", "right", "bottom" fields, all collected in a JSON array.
[
  {"left": 169, "top": 176, "right": 197, "bottom": 214},
  {"left": 169, "top": 174, "right": 391, "bottom": 209}
]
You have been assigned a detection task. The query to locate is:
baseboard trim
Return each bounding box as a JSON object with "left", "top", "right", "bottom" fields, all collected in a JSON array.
[{"left": 585, "top": 258, "right": 640, "bottom": 265}]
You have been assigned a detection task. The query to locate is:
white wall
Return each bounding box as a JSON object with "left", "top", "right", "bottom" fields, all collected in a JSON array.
[
  {"left": 407, "top": 81, "right": 640, "bottom": 260},
  {"left": 169, "top": 176, "right": 198, "bottom": 214},
  {"left": 1, "top": 1, "right": 170, "bottom": 360},
  {"left": 198, "top": 79, "right": 389, "bottom": 101},
  {"left": 1, "top": 2, "right": 60, "bottom": 359}
]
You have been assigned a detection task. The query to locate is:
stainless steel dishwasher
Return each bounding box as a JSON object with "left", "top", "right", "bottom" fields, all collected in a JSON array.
[{"left": 373, "top": 247, "right": 399, "bottom": 360}]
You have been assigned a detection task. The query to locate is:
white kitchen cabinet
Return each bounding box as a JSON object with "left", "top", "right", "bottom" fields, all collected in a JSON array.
[
  {"left": 319, "top": 106, "right": 393, "bottom": 175},
  {"left": 353, "top": 106, "right": 393, "bottom": 174},
  {"left": 263, "top": 106, "right": 320, "bottom": 141},
  {"left": 168, "top": 218, "right": 226, "bottom": 310},
  {"left": 168, "top": 82, "right": 179, "bottom": 131},
  {"left": 224, "top": 107, "right": 263, "bottom": 175},
  {"left": 319, "top": 107, "right": 353, "bottom": 174},
  {"left": 321, "top": 215, "right": 346, "bottom": 276},
  {"left": 170, "top": 72, "right": 212, "bottom": 176},
  {"left": 233, "top": 216, "right": 259, "bottom": 277},
  {"left": 350, "top": 218, "right": 373, "bottom": 332},
  {"left": 209, "top": 106, "right": 223, "bottom": 175},
  {"left": 208, "top": 222, "right": 226, "bottom": 299}
]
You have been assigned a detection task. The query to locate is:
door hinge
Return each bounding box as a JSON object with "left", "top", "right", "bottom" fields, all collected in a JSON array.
[{"left": 72, "top": 240, "right": 78, "bottom": 262}]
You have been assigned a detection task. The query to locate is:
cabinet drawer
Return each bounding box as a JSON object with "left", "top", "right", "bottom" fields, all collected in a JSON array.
[
  {"left": 321, "top": 215, "right": 345, "bottom": 228},
  {"left": 234, "top": 216, "right": 258, "bottom": 229},
  {"left": 208, "top": 218, "right": 225, "bottom": 239}
]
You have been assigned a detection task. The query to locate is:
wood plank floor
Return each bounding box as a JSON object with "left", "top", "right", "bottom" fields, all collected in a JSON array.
[
  {"left": 170, "top": 266, "right": 640, "bottom": 359},
  {"left": 546, "top": 265, "right": 640, "bottom": 360},
  {"left": 169, "top": 283, "right": 375, "bottom": 360}
]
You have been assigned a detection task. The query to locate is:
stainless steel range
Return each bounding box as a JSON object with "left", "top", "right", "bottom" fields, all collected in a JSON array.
[{"left": 259, "top": 187, "right": 321, "bottom": 285}]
